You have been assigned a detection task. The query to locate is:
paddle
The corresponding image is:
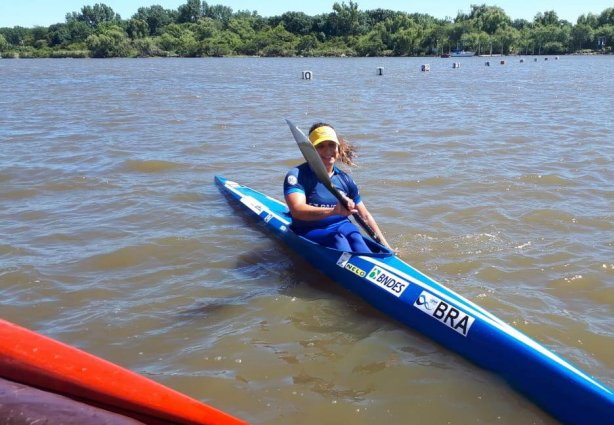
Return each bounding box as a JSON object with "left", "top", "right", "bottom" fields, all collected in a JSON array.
[{"left": 285, "top": 119, "right": 382, "bottom": 244}]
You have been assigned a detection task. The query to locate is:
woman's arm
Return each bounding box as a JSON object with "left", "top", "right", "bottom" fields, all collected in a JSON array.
[
  {"left": 355, "top": 202, "right": 392, "bottom": 249},
  {"left": 285, "top": 192, "right": 356, "bottom": 221}
]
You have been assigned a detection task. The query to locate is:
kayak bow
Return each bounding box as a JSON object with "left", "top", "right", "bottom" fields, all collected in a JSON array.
[{"left": 215, "top": 175, "right": 614, "bottom": 425}]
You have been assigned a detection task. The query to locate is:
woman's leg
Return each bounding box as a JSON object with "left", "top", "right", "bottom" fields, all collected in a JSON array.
[
  {"left": 337, "top": 221, "right": 372, "bottom": 253},
  {"left": 301, "top": 225, "right": 352, "bottom": 251}
]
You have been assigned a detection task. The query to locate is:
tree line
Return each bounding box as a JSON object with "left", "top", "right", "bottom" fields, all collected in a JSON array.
[{"left": 1, "top": 1, "right": 613, "bottom": 58}]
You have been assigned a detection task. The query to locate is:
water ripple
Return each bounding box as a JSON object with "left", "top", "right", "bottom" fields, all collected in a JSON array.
[{"left": 1, "top": 56, "right": 612, "bottom": 423}]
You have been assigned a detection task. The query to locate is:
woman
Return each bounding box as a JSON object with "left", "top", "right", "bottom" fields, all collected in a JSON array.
[{"left": 283, "top": 122, "right": 391, "bottom": 253}]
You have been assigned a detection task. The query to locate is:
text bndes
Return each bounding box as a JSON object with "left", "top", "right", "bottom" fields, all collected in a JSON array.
[{"left": 366, "top": 266, "right": 409, "bottom": 297}]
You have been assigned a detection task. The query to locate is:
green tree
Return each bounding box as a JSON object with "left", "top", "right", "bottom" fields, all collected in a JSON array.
[
  {"left": 572, "top": 24, "right": 594, "bottom": 50},
  {"left": 393, "top": 26, "right": 419, "bottom": 55},
  {"left": 468, "top": 5, "right": 512, "bottom": 34},
  {"left": 417, "top": 15, "right": 446, "bottom": 55},
  {"left": 476, "top": 31, "right": 492, "bottom": 54},
  {"left": 355, "top": 22, "right": 387, "bottom": 56},
  {"left": 511, "top": 19, "right": 531, "bottom": 30},
  {"left": 310, "top": 13, "right": 330, "bottom": 40},
  {"left": 200, "top": 30, "right": 240, "bottom": 56},
  {"left": 30, "top": 26, "right": 48, "bottom": 46},
  {"left": 542, "top": 41, "right": 565, "bottom": 54},
  {"left": 598, "top": 8, "right": 614, "bottom": 26},
  {"left": 365, "top": 8, "right": 399, "bottom": 26},
  {"left": 460, "top": 31, "right": 488, "bottom": 53},
  {"left": 318, "top": 8, "right": 374, "bottom": 40},
  {"left": 237, "top": 10, "right": 268, "bottom": 32},
  {"left": 250, "top": 23, "right": 296, "bottom": 56},
  {"left": 67, "top": 19, "right": 93, "bottom": 43},
  {"left": 595, "top": 25, "right": 614, "bottom": 51},
  {"left": 429, "top": 22, "right": 450, "bottom": 55},
  {"left": 577, "top": 13, "right": 599, "bottom": 28},
  {"left": 158, "top": 23, "right": 198, "bottom": 56},
  {"left": 316, "top": 36, "right": 356, "bottom": 56},
  {"left": 67, "top": 3, "right": 121, "bottom": 28},
  {"left": 177, "top": 0, "right": 203, "bottom": 24},
  {"left": 296, "top": 33, "right": 319, "bottom": 56},
  {"left": 193, "top": 17, "right": 221, "bottom": 40},
  {"left": 206, "top": 5, "right": 234, "bottom": 25},
  {"left": 517, "top": 27, "right": 533, "bottom": 54},
  {"left": 275, "top": 12, "right": 313, "bottom": 35},
  {"left": 133, "top": 5, "right": 177, "bottom": 36},
  {"left": 0, "top": 34, "right": 8, "bottom": 51},
  {"left": 6, "top": 2, "right": 614, "bottom": 58},
  {"left": 448, "top": 20, "right": 474, "bottom": 48},
  {"left": 226, "top": 16, "right": 256, "bottom": 41},
  {"left": 329, "top": 1, "right": 367, "bottom": 36},
  {"left": 0, "top": 26, "right": 29, "bottom": 46},
  {"left": 133, "top": 37, "right": 162, "bottom": 56},
  {"left": 534, "top": 11, "right": 560, "bottom": 26},
  {"left": 86, "top": 25, "right": 131, "bottom": 57},
  {"left": 47, "top": 23, "right": 71, "bottom": 47},
  {"left": 126, "top": 18, "right": 148, "bottom": 39},
  {"left": 492, "top": 26, "right": 520, "bottom": 54}
]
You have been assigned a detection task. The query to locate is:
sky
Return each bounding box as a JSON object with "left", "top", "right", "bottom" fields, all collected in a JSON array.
[{"left": 1, "top": 0, "right": 613, "bottom": 28}]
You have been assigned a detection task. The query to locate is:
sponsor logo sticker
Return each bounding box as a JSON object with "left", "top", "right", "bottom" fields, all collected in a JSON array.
[
  {"left": 414, "top": 291, "right": 475, "bottom": 337},
  {"left": 287, "top": 175, "right": 298, "bottom": 185},
  {"left": 365, "top": 265, "right": 409, "bottom": 297},
  {"left": 345, "top": 263, "right": 366, "bottom": 277},
  {"left": 336, "top": 252, "right": 352, "bottom": 268}
]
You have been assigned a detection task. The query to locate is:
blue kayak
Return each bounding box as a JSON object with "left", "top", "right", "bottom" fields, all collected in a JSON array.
[{"left": 215, "top": 175, "right": 614, "bottom": 424}]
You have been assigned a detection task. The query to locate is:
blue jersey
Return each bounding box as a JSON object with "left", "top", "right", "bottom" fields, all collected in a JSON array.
[{"left": 283, "top": 162, "right": 362, "bottom": 230}]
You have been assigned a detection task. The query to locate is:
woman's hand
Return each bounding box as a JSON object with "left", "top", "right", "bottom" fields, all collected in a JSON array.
[{"left": 332, "top": 196, "right": 357, "bottom": 216}]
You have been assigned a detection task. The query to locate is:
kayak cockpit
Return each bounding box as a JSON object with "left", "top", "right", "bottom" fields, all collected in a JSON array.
[
  {"left": 280, "top": 212, "right": 394, "bottom": 257},
  {"left": 364, "top": 237, "right": 395, "bottom": 256}
]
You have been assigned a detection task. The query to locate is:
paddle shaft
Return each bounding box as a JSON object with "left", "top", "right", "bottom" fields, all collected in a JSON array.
[
  {"left": 326, "top": 180, "right": 382, "bottom": 244},
  {"left": 286, "top": 120, "right": 382, "bottom": 244}
]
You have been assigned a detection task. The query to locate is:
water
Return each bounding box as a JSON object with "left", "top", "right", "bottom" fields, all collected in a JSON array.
[{"left": 1, "top": 56, "right": 613, "bottom": 424}]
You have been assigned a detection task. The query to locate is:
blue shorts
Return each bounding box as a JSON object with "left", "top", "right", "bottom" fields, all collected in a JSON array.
[{"left": 296, "top": 219, "right": 372, "bottom": 253}]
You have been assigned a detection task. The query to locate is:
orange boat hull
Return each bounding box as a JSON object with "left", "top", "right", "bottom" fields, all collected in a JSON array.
[{"left": 0, "top": 319, "right": 248, "bottom": 425}]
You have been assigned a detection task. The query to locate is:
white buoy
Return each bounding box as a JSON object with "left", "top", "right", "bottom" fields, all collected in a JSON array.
[
  {"left": 453, "top": 62, "right": 460, "bottom": 69},
  {"left": 302, "top": 70, "right": 313, "bottom": 80},
  {"left": 421, "top": 64, "right": 430, "bottom": 72},
  {"left": 377, "top": 67, "right": 384, "bottom": 75}
]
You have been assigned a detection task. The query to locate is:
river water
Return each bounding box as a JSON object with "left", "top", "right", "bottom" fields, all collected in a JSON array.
[{"left": 1, "top": 56, "right": 612, "bottom": 424}]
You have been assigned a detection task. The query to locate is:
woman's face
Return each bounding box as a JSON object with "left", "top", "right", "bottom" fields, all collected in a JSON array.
[{"left": 315, "top": 140, "right": 339, "bottom": 168}]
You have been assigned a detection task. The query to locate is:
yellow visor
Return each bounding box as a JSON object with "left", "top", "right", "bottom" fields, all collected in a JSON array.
[{"left": 308, "top": 126, "right": 340, "bottom": 147}]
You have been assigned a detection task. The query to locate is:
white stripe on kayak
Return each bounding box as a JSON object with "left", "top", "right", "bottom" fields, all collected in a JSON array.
[
  {"left": 224, "top": 181, "right": 290, "bottom": 226},
  {"left": 359, "top": 256, "right": 613, "bottom": 394}
]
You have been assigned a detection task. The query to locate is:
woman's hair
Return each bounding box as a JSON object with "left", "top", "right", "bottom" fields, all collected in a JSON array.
[{"left": 309, "top": 122, "right": 357, "bottom": 167}]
